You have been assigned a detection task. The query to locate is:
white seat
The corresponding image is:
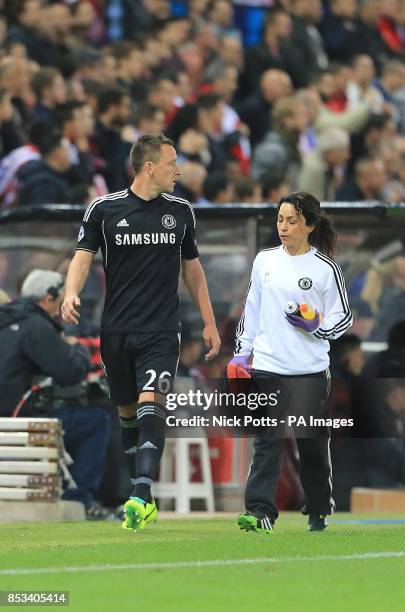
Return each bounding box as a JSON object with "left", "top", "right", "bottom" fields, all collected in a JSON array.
[{"left": 153, "top": 428, "right": 214, "bottom": 513}]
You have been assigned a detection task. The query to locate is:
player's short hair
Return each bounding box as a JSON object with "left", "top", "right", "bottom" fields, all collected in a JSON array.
[
  {"left": 130, "top": 133, "right": 174, "bottom": 175},
  {"left": 21, "top": 269, "right": 64, "bottom": 302}
]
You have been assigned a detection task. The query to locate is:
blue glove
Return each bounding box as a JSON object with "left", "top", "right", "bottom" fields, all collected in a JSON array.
[{"left": 286, "top": 311, "right": 320, "bottom": 333}]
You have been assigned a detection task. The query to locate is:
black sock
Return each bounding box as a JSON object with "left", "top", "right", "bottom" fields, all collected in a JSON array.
[
  {"left": 131, "top": 402, "right": 166, "bottom": 503},
  {"left": 119, "top": 415, "right": 139, "bottom": 481}
]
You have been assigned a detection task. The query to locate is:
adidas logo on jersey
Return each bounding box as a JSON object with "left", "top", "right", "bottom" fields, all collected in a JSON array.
[
  {"left": 117, "top": 218, "right": 129, "bottom": 227},
  {"left": 139, "top": 441, "right": 157, "bottom": 450}
]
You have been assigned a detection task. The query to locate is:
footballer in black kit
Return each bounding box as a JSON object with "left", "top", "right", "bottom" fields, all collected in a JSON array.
[
  {"left": 62, "top": 134, "right": 220, "bottom": 531},
  {"left": 77, "top": 188, "right": 198, "bottom": 404}
]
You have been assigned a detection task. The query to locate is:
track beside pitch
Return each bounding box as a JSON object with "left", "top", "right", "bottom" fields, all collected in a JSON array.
[{"left": 0, "top": 513, "right": 404, "bottom": 611}]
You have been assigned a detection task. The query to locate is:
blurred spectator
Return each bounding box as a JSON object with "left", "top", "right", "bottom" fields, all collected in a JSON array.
[
  {"left": 17, "top": 127, "right": 88, "bottom": 205},
  {"left": 133, "top": 103, "right": 165, "bottom": 140},
  {"left": 146, "top": 74, "right": 178, "bottom": 126},
  {"left": 365, "top": 320, "right": 405, "bottom": 376},
  {"left": 55, "top": 100, "right": 103, "bottom": 199},
  {"left": 202, "top": 171, "right": 235, "bottom": 203},
  {"left": 71, "top": 48, "right": 106, "bottom": 83},
  {"left": 349, "top": 296, "right": 375, "bottom": 339},
  {"left": 31, "top": 66, "right": 67, "bottom": 123},
  {"left": 374, "top": 60, "right": 405, "bottom": 132},
  {"left": 298, "top": 126, "right": 350, "bottom": 201},
  {"left": 204, "top": 59, "right": 241, "bottom": 126},
  {"left": 174, "top": 159, "right": 207, "bottom": 202},
  {"left": 0, "top": 86, "right": 25, "bottom": 156},
  {"left": 7, "top": 0, "right": 74, "bottom": 74},
  {"left": 357, "top": 0, "right": 400, "bottom": 68},
  {"left": 233, "top": 176, "right": 262, "bottom": 203},
  {"left": 329, "top": 333, "right": 365, "bottom": 378},
  {"left": 237, "top": 68, "right": 292, "bottom": 146},
  {"left": 207, "top": 0, "right": 238, "bottom": 37},
  {"left": 301, "top": 84, "right": 369, "bottom": 136},
  {"left": 375, "top": 60, "right": 405, "bottom": 107},
  {"left": 91, "top": 86, "right": 132, "bottom": 191},
  {"left": 347, "top": 54, "right": 385, "bottom": 113},
  {"left": 348, "top": 113, "right": 392, "bottom": 174},
  {"left": 177, "top": 41, "right": 205, "bottom": 91},
  {"left": 261, "top": 174, "right": 290, "bottom": 203},
  {"left": 322, "top": 62, "right": 352, "bottom": 112},
  {"left": 204, "top": 59, "right": 251, "bottom": 173},
  {"left": 336, "top": 157, "right": 387, "bottom": 201},
  {"left": 243, "top": 7, "right": 293, "bottom": 93},
  {"left": 289, "top": 0, "right": 328, "bottom": 83},
  {"left": 111, "top": 41, "right": 146, "bottom": 102},
  {"left": 105, "top": 0, "right": 171, "bottom": 41},
  {"left": 81, "top": 79, "right": 104, "bottom": 116},
  {"left": 376, "top": 0, "right": 405, "bottom": 56},
  {"left": 196, "top": 92, "right": 228, "bottom": 172},
  {"left": 367, "top": 257, "right": 405, "bottom": 341},
  {"left": 177, "top": 323, "right": 203, "bottom": 377},
  {"left": 319, "top": 0, "right": 364, "bottom": 63},
  {"left": 0, "top": 120, "right": 44, "bottom": 209},
  {"left": 251, "top": 95, "right": 305, "bottom": 186},
  {"left": 218, "top": 32, "right": 245, "bottom": 73}
]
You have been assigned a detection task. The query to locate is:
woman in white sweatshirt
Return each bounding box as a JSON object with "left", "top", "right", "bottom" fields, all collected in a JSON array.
[{"left": 230, "top": 191, "right": 352, "bottom": 533}]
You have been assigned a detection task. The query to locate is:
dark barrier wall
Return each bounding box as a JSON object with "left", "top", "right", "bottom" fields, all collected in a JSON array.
[{"left": 0, "top": 203, "right": 404, "bottom": 353}]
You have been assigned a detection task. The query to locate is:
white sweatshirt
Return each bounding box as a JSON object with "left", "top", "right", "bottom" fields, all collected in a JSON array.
[{"left": 235, "top": 246, "right": 352, "bottom": 375}]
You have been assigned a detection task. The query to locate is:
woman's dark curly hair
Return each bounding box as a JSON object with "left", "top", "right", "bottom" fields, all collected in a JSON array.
[{"left": 277, "top": 191, "right": 337, "bottom": 258}]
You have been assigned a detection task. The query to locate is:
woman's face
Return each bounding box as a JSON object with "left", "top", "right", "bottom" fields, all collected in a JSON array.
[{"left": 277, "top": 202, "right": 314, "bottom": 250}]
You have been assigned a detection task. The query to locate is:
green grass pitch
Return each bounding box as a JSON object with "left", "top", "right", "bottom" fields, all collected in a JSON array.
[{"left": 1, "top": 513, "right": 405, "bottom": 611}]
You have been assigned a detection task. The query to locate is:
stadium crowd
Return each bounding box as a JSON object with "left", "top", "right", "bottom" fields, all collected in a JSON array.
[{"left": 0, "top": 0, "right": 404, "bottom": 207}]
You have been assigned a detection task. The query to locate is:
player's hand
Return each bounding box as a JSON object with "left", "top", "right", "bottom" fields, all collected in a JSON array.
[
  {"left": 203, "top": 323, "right": 221, "bottom": 361},
  {"left": 61, "top": 295, "right": 81, "bottom": 325}
]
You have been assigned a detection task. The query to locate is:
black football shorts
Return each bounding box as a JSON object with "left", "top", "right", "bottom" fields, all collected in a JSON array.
[{"left": 100, "top": 331, "right": 181, "bottom": 405}]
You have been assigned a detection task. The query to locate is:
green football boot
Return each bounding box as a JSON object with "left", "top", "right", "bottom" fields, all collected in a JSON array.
[
  {"left": 237, "top": 511, "right": 274, "bottom": 535},
  {"left": 122, "top": 497, "right": 157, "bottom": 532}
]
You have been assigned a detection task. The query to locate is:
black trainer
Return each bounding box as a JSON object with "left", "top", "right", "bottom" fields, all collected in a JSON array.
[
  {"left": 308, "top": 514, "right": 328, "bottom": 531},
  {"left": 237, "top": 511, "right": 274, "bottom": 534}
]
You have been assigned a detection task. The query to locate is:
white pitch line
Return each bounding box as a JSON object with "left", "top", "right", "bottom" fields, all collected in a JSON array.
[{"left": 1, "top": 551, "right": 405, "bottom": 576}]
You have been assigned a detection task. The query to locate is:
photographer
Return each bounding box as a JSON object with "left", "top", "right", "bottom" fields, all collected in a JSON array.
[{"left": 0, "top": 269, "right": 111, "bottom": 519}]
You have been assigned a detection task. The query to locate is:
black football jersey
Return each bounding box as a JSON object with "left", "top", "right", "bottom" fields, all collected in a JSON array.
[{"left": 76, "top": 188, "right": 199, "bottom": 333}]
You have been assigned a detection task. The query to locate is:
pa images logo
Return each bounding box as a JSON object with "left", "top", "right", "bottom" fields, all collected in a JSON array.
[
  {"left": 162, "top": 214, "right": 176, "bottom": 229},
  {"left": 298, "top": 277, "right": 313, "bottom": 290}
]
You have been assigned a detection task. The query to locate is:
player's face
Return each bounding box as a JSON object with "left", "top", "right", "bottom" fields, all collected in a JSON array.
[
  {"left": 277, "top": 203, "right": 314, "bottom": 251},
  {"left": 153, "top": 144, "right": 181, "bottom": 192}
]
